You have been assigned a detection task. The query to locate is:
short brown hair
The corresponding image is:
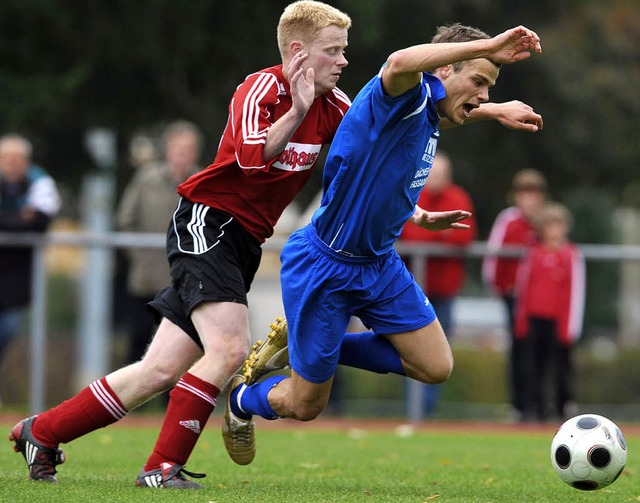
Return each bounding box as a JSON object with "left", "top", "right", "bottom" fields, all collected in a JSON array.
[
  {"left": 277, "top": 1, "right": 351, "bottom": 59},
  {"left": 432, "top": 23, "right": 492, "bottom": 72},
  {"left": 511, "top": 168, "right": 547, "bottom": 193}
]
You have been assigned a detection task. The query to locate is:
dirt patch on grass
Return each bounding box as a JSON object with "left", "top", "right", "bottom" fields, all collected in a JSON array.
[{"left": 4, "top": 412, "right": 639, "bottom": 436}]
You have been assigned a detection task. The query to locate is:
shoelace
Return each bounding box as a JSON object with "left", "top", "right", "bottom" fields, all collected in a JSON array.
[
  {"left": 233, "top": 424, "right": 253, "bottom": 446},
  {"left": 175, "top": 466, "right": 206, "bottom": 480}
]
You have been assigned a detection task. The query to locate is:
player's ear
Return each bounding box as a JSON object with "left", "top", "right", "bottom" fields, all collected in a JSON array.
[
  {"left": 290, "top": 40, "right": 304, "bottom": 55},
  {"left": 437, "top": 64, "right": 452, "bottom": 80}
]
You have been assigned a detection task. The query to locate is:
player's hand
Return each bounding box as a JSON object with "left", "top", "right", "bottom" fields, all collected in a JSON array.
[
  {"left": 288, "top": 52, "right": 315, "bottom": 117},
  {"left": 412, "top": 206, "right": 472, "bottom": 231},
  {"left": 484, "top": 100, "right": 543, "bottom": 132},
  {"left": 488, "top": 26, "right": 542, "bottom": 65}
]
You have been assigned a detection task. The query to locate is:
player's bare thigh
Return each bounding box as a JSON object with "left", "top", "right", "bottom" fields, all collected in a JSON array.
[
  {"left": 268, "top": 370, "right": 334, "bottom": 421},
  {"left": 385, "top": 318, "right": 453, "bottom": 384}
]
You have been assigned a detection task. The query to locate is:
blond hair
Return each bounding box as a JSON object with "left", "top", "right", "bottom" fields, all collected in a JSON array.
[
  {"left": 533, "top": 202, "right": 573, "bottom": 233},
  {"left": 277, "top": 1, "right": 351, "bottom": 59}
]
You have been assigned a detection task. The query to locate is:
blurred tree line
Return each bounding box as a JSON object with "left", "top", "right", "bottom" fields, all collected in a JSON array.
[{"left": 0, "top": 0, "right": 638, "bottom": 330}]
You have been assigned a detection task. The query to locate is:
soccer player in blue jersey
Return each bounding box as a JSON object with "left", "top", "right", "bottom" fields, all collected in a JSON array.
[{"left": 222, "top": 23, "right": 543, "bottom": 464}]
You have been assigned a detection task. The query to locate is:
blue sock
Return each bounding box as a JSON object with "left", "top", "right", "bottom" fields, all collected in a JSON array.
[
  {"left": 338, "top": 331, "right": 405, "bottom": 375},
  {"left": 231, "top": 375, "right": 286, "bottom": 420}
]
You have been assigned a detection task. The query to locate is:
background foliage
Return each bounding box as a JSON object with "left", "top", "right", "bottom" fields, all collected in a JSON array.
[
  {"left": 1, "top": 0, "right": 638, "bottom": 222},
  {"left": 0, "top": 0, "right": 638, "bottom": 333}
]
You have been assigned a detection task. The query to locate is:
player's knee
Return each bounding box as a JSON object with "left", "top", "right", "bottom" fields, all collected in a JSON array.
[
  {"left": 429, "top": 366, "right": 453, "bottom": 384},
  {"left": 413, "top": 356, "right": 453, "bottom": 384},
  {"left": 221, "top": 344, "right": 249, "bottom": 374},
  {"left": 201, "top": 333, "right": 249, "bottom": 376},
  {"left": 232, "top": 347, "right": 252, "bottom": 376},
  {"left": 428, "top": 357, "right": 454, "bottom": 384}
]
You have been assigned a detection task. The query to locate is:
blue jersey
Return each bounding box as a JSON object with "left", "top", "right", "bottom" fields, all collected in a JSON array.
[{"left": 312, "top": 69, "right": 445, "bottom": 257}]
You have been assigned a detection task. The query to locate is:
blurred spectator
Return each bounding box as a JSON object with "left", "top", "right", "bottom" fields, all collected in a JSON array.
[
  {"left": 514, "top": 202, "right": 584, "bottom": 421},
  {"left": 0, "top": 134, "right": 61, "bottom": 402},
  {"left": 128, "top": 134, "right": 159, "bottom": 170},
  {"left": 482, "top": 168, "right": 547, "bottom": 421},
  {"left": 399, "top": 151, "right": 476, "bottom": 416},
  {"left": 116, "top": 121, "right": 203, "bottom": 364}
]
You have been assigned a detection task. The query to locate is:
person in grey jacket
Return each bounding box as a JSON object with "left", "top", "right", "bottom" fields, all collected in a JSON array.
[{"left": 116, "top": 121, "right": 203, "bottom": 363}]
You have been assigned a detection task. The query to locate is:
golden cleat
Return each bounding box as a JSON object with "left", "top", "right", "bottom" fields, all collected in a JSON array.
[
  {"left": 242, "top": 317, "right": 289, "bottom": 385},
  {"left": 221, "top": 375, "right": 256, "bottom": 465}
]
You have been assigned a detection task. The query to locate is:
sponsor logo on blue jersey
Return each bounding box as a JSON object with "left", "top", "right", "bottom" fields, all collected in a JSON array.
[{"left": 409, "top": 133, "right": 439, "bottom": 189}]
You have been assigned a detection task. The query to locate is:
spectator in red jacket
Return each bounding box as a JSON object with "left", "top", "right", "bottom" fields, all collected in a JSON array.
[
  {"left": 482, "top": 168, "right": 547, "bottom": 421},
  {"left": 400, "top": 151, "right": 476, "bottom": 416},
  {"left": 514, "top": 202, "right": 585, "bottom": 421}
]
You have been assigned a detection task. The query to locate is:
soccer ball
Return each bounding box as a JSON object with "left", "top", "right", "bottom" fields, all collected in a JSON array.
[{"left": 550, "top": 414, "right": 627, "bottom": 491}]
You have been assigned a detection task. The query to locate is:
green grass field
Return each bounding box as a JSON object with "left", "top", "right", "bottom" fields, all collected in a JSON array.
[{"left": 1, "top": 418, "right": 637, "bottom": 502}]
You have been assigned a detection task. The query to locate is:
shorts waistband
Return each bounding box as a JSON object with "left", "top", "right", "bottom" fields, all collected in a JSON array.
[{"left": 305, "top": 225, "right": 378, "bottom": 264}]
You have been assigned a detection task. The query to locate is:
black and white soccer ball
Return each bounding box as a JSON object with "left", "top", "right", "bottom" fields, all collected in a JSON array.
[{"left": 550, "top": 414, "right": 627, "bottom": 491}]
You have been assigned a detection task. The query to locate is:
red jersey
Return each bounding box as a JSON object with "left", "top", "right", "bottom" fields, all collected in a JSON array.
[
  {"left": 482, "top": 207, "right": 536, "bottom": 296},
  {"left": 178, "top": 65, "right": 350, "bottom": 243},
  {"left": 400, "top": 184, "right": 476, "bottom": 297},
  {"left": 514, "top": 242, "right": 585, "bottom": 345}
]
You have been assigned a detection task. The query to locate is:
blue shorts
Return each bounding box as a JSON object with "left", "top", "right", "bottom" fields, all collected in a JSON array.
[{"left": 280, "top": 225, "right": 436, "bottom": 384}]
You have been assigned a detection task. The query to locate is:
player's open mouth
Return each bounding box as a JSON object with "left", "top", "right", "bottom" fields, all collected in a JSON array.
[{"left": 462, "top": 103, "right": 476, "bottom": 117}]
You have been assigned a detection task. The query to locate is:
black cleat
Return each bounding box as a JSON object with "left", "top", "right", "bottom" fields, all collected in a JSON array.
[
  {"left": 9, "top": 415, "right": 66, "bottom": 482},
  {"left": 135, "top": 462, "right": 205, "bottom": 489}
]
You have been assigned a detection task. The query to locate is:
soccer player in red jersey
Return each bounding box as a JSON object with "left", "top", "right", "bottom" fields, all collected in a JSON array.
[{"left": 10, "top": 0, "right": 351, "bottom": 488}]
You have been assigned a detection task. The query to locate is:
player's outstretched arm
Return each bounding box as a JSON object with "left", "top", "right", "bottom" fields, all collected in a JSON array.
[
  {"left": 382, "top": 25, "right": 541, "bottom": 97},
  {"left": 410, "top": 205, "right": 472, "bottom": 231},
  {"left": 440, "top": 100, "right": 543, "bottom": 132}
]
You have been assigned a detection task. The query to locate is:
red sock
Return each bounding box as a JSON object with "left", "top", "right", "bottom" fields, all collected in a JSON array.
[
  {"left": 32, "top": 377, "right": 128, "bottom": 447},
  {"left": 144, "top": 372, "right": 219, "bottom": 470}
]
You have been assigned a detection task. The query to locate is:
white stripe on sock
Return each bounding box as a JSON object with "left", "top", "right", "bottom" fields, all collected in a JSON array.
[
  {"left": 176, "top": 379, "right": 217, "bottom": 406},
  {"left": 90, "top": 381, "right": 127, "bottom": 419}
]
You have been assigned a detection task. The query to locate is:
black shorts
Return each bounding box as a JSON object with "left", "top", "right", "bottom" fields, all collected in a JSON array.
[{"left": 147, "top": 198, "right": 262, "bottom": 349}]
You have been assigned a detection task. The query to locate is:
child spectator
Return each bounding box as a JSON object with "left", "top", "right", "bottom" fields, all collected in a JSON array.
[{"left": 514, "top": 202, "right": 585, "bottom": 421}]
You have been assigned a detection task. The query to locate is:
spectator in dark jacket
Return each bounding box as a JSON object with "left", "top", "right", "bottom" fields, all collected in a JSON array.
[{"left": 0, "top": 134, "right": 60, "bottom": 384}]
